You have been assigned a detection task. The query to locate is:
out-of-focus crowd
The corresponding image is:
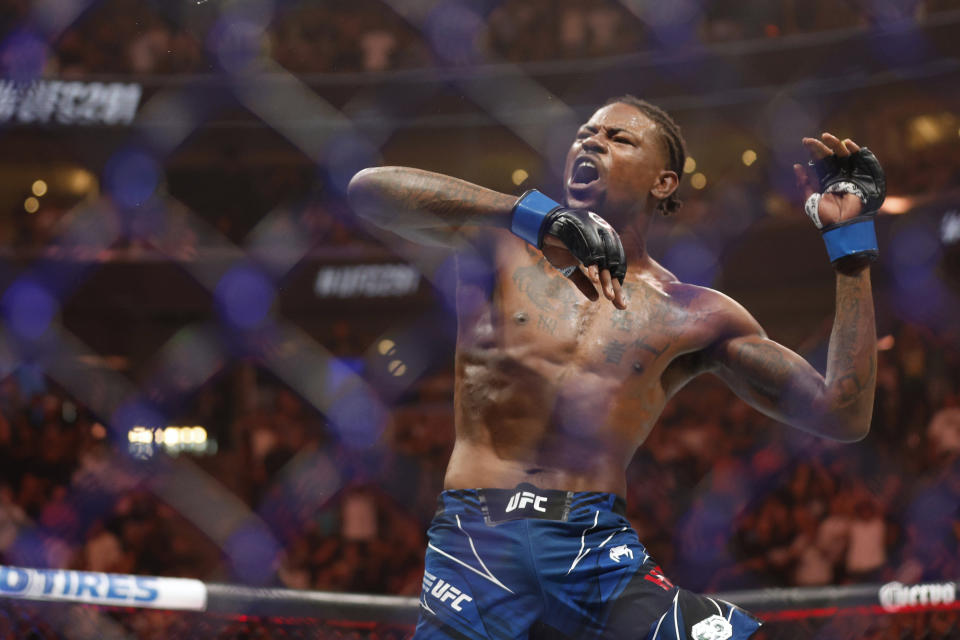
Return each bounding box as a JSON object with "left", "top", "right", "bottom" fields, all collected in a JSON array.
[
  {"left": 4, "top": 0, "right": 958, "bottom": 257},
  {"left": 0, "top": 320, "right": 958, "bottom": 596},
  {"left": 630, "top": 323, "right": 960, "bottom": 592},
  {"left": 2, "top": 0, "right": 959, "bottom": 77}
]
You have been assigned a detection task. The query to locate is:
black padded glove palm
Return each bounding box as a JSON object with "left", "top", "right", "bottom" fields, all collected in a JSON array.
[
  {"left": 811, "top": 147, "right": 886, "bottom": 217},
  {"left": 539, "top": 208, "right": 627, "bottom": 285}
]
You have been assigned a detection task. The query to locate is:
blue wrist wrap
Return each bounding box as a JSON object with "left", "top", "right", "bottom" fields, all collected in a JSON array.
[
  {"left": 821, "top": 218, "right": 878, "bottom": 263},
  {"left": 511, "top": 189, "right": 561, "bottom": 246}
]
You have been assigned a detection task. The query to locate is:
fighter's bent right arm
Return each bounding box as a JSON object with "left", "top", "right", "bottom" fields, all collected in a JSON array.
[{"left": 347, "top": 167, "right": 516, "bottom": 247}]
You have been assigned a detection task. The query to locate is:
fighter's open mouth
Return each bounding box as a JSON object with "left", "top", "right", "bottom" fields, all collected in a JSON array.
[{"left": 571, "top": 159, "right": 599, "bottom": 185}]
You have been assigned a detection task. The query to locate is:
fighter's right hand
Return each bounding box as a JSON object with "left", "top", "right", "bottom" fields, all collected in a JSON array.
[{"left": 510, "top": 189, "right": 626, "bottom": 309}]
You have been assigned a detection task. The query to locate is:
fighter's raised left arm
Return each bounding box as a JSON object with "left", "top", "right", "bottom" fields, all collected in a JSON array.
[
  {"left": 707, "top": 133, "right": 884, "bottom": 442},
  {"left": 709, "top": 271, "right": 875, "bottom": 441}
]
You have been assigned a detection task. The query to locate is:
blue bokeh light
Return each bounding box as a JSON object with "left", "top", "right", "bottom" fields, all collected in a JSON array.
[
  {"left": 6, "top": 532, "right": 47, "bottom": 569},
  {"left": 434, "top": 252, "right": 493, "bottom": 317},
  {"left": 327, "top": 385, "right": 388, "bottom": 450},
  {"left": 662, "top": 236, "right": 719, "bottom": 287},
  {"left": 0, "top": 30, "right": 47, "bottom": 84},
  {"left": 207, "top": 0, "right": 273, "bottom": 72},
  {"left": 891, "top": 276, "right": 948, "bottom": 327},
  {"left": 868, "top": 18, "right": 929, "bottom": 68},
  {"left": 322, "top": 357, "right": 363, "bottom": 399},
  {"left": 763, "top": 97, "right": 819, "bottom": 168},
  {"left": 1, "top": 279, "right": 57, "bottom": 340},
  {"left": 889, "top": 223, "right": 941, "bottom": 288},
  {"left": 224, "top": 521, "right": 280, "bottom": 585},
  {"left": 425, "top": 2, "right": 485, "bottom": 66},
  {"left": 208, "top": 16, "right": 263, "bottom": 73},
  {"left": 214, "top": 265, "right": 276, "bottom": 330},
  {"left": 642, "top": 0, "right": 702, "bottom": 47},
  {"left": 887, "top": 222, "right": 947, "bottom": 326},
  {"left": 104, "top": 149, "right": 161, "bottom": 208},
  {"left": 323, "top": 133, "right": 380, "bottom": 197}
]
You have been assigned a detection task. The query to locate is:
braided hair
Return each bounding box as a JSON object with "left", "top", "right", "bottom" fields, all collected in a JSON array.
[{"left": 605, "top": 95, "right": 687, "bottom": 216}]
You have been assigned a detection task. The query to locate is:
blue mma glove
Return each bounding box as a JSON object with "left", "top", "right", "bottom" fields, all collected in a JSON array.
[
  {"left": 804, "top": 148, "right": 886, "bottom": 264},
  {"left": 511, "top": 189, "right": 627, "bottom": 284}
]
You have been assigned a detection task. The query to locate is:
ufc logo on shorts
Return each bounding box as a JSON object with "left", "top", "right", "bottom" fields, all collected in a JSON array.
[
  {"left": 422, "top": 572, "right": 473, "bottom": 612},
  {"left": 505, "top": 490, "right": 547, "bottom": 513}
]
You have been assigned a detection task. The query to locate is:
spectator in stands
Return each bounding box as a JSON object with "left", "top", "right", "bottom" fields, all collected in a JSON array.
[
  {"left": 0, "top": 482, "right": 28, "bottom": 561},
  {"left": 844, "top": 491, "right": 890, "bottom": 583},
  {"left": 928, "top": 407, "right": 960, "bottom": 464}
]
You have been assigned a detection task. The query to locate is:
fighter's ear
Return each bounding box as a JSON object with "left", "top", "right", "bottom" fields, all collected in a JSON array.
[{"left": 650, "top": 170, "right": 679, "bottom": 201}]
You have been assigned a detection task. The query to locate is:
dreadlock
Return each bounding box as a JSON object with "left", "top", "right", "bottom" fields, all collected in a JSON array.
[{"left": 605, "top": 95, "right": 687, "bottom": 216}]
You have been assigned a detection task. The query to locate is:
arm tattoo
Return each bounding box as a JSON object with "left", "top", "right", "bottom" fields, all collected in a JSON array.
[
  {"left": 835, "top": 372, "right": 863, "bottom": 406},
  {"left": 735, "top": 341, "right": 794, "bottom": 402},
  {"left": 354, "top": 168, "right": 514, "bottom": 232},
  {"left": 719, "top": 271, "right": 876, "bottom": 435},
  {"left": 827, "top": 275, "right": 875, "bottom": 410},
  {"left": 380, "top": 175, "right": 484, "bottom": 221}
]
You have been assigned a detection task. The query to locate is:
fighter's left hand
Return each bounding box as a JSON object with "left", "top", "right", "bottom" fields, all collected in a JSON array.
[{"left": 793, "top": 133, "right": 865, "bottom": 227}]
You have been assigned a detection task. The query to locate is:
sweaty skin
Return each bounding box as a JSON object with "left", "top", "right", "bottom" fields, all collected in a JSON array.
[{"left": 348, "top": 103, "right": 877, "bottom": 498}]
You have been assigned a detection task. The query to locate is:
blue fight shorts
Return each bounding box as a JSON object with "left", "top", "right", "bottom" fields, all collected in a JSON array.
[{"left": 414, "top": 484, "right": 761, "bottom": 640}]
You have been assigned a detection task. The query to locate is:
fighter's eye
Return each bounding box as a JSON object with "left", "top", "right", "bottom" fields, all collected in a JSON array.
[{"left": 614, "top": 137, "right": 634, "bottom": 145}]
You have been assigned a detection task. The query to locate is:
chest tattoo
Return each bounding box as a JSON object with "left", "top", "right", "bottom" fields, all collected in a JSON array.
[
  {"left": 624, "top": 282, "right": 686, "bottom": 338},
  {"left": 603, "top": 340, "right": 629, "bottom": 364},
  {"left": 630, "top": 337, "right": 672, "bottom": 375},
  {"left": 537, "top": 314, "right": 557, "bottom": 335},
  {"left": 511, "top": 260, "right": 579, "bottom": 319},
  {"left": 610, "top": 309, "right": 637, "bottom": 332},
  {"left": 634, "top": 336, "right": 670, "bottom": 358}
]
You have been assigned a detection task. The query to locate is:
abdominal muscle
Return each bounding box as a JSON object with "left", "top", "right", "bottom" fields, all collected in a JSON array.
[{"left": 441, "top": 344, "right": 668, "bottom": 496}]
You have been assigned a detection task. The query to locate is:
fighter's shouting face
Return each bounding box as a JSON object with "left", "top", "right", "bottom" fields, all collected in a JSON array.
[{"left": 564, "top": 102, "right": 679, "bottom": 227}]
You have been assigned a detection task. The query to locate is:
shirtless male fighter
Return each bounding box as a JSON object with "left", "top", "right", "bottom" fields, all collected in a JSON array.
[{"left": 348, "top": 96, "right": 884, "bottom": 640}]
